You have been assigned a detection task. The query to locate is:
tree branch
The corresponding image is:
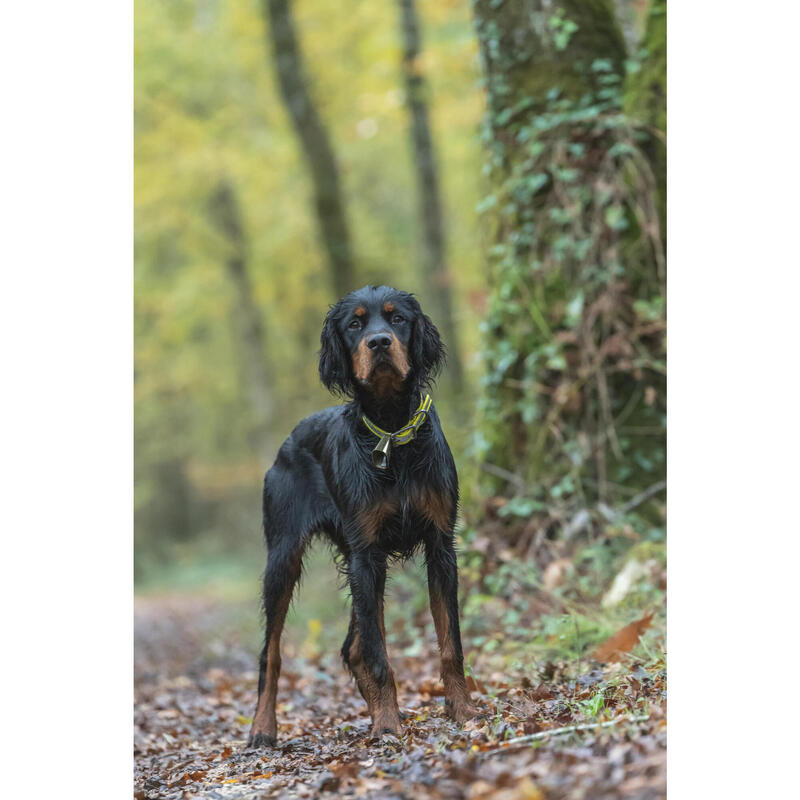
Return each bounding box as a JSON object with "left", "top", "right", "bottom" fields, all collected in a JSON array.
[{"left": 483, "top": 714, "right": 650, "bottom": 756}]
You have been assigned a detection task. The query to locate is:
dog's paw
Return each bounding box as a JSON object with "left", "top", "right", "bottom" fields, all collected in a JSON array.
[
  {"left": 370, "top": 728, "right": 403, "bottom": 749},
  {"left": 369, "top": 719, "right": 402, "bottom": 741},
  {"left": 247, "top": 732, "right": 277, "bottom": 749},
  {"left": 369, "top": 706, "right": 402, "bottom": 740},
  {"left": 445, "top": 700, "right": 482, "bottom": 724}
]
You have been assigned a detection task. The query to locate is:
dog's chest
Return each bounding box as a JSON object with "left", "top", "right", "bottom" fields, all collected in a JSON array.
[{"left": 358, "top": 483, "right": 452, "bottom": 547}]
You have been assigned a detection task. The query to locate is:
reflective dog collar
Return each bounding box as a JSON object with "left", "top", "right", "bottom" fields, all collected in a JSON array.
[{"left": 361, "top": 393, "right": 433, "bottom": 469}]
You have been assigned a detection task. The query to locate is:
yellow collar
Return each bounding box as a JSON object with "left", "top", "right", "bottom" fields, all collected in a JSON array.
[{"left": 361, "top": 393, "right": 432, "bottom": 469}]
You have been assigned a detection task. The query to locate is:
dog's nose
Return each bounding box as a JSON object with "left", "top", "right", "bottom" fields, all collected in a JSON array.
[{"left": 367, "top": 333, "right": 392, "bottom": 351}]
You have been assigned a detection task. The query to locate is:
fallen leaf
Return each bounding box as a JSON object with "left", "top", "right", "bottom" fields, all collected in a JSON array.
[
  {"left": 135, "top": 589, "right": 665, "bottom": 799},
  {"left": 328, "top": 760, "right": 360, "bottom": 779},
  {"left": 417, "top": 677, "right": 446, "bottom": 696},
  {"left": 591, "top": 613, "right": 653, "bottom": 662}
]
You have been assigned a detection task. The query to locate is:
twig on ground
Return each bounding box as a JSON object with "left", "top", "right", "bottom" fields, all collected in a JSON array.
[
  {"left": 620, "top": 480, "right": 666, "bottom": 515},
  {"left": 482, "top": 714, "right": 650, "bottom": 756},
  {"left": 562, "top": 508, "right": 591, "bottom": 540},
  {"left": 598, "top": 479, "right": 666, "bottom": 523}
]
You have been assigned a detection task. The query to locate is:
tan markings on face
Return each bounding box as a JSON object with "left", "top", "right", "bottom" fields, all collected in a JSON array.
[
  {"left": 353, "top": 326, "right": 409, "bottom": 396},
  {"left": 365, "top": 333, "right": 409, "bottom": 397},
  {"left": 370, "top": 366, "right": 406, "bottom": 398},
  {"left": 383, "top": 301, "right": 395, "bottom": 313},
  {"left": 388, "top": 337, "right": 410, "bottom": 377},
  {"left": 358, "top": 499, "right": 399, "bottom": 544},
  {"left": 413, "top": 488, "right": 453, "bottom": 531},
  {"left": 352, "top": 337, "right": 372, "bottom": 382},
  {"left": 354, "top": 306, "right": 366, "bottom": 317}
]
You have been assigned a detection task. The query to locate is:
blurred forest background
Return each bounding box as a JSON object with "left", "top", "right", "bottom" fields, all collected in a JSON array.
[{"left": 135, "top": 0, "right": 665, "bottom": 673}]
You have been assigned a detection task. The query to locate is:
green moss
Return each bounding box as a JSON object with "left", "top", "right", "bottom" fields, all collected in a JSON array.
[
  {"left": 474, "top": 0, "right": 626, "bottom": 119},
  {"left": 624, "top": 0, "right": 666, "bottom": 230},
  {"left": 624, "top": 1, "right": 666, "bottom": 133}
]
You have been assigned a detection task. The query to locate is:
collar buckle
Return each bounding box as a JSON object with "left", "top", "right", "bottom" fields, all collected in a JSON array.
[{"left": 362, "top": 393, "right": 432, "bottom": 470}]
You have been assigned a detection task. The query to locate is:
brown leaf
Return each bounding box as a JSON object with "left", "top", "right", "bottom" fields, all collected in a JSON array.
[
  {"left": 172, "top": 769, "right": 208, "bottom": 786},
  {"left": 591, "top": 613, "right": 653, "bottom": 662},
  {"left": 417, "top": 677, "right": 446, "bottom": 696},
  {"left": 523, "top": 718, "right": 544, "bottom": 734},
  {"left": 528, "top": 684, "right": 556, "bottom": 702},
  {"left": 328, "top": 760, "right": 360, "bottom": 779}
]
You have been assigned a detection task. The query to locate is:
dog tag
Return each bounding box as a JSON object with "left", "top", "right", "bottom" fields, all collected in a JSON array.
[{"left": 372, "top": 434, "right": 392, "bottom": 470}]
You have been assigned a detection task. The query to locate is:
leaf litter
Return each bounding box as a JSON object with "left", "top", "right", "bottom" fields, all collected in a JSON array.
[{"left": 135, "top": 595, "right": 665, "bottom": 799}]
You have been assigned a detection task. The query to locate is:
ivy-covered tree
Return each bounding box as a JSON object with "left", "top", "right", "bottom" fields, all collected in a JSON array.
[
  {"left": 624, "top": 0, "right": 666, "bottom": 234},
  {"left": 472, "top": 0, "right": 666, "bottom": 518}
]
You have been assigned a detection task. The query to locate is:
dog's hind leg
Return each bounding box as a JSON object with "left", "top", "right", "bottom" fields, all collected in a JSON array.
[{"left": 248, "top": 535, "right": 306, "bottom": 747}]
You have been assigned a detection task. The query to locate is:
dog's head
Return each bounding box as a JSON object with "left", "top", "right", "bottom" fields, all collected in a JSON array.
[{"left": 318, "top": 286, "right": 445, "bottom": 398}]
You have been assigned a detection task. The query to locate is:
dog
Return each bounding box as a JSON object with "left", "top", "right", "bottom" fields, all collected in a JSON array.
[{"left": 248, "top": 285, "right": 478, "bottom": 746}]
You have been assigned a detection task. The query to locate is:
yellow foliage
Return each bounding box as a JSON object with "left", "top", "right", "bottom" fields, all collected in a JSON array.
[{"left": 135, "top": 0, "right": 486, "bottom": 566}]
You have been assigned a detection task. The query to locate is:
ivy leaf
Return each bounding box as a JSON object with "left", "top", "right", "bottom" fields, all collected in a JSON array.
[
  {"left": 476, "top": 194, "right": 497, "bottom": 213},
  {"left": 498, "top": 497, "right": 545, "bottom": 518},
  {"left": 527, "top": 173, "right": 549, "bottom": 193},
  {"left": 604, "top": 205, "right": 628, "bottom": 231},
  {"left": 565, "top": 291, "right": 585, "bottom": 326}
]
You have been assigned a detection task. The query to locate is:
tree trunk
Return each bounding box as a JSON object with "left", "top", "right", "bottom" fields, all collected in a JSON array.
[
  {"left": 397, "top": 0, "right": 463, "bottom": 390},
  {"left": 262, "top": 0, "right": 356, "bottom": 300},
  {"left": 475, "top": 0, "right": 625, "bottom": 120},
  {"left": 624, "top": 0, "right": 666, "bottom": 235},
  {"left": 208, "top": 180, "right": 273, "bottom": 457},
  {"left": 472, "top": 1, "right": 665, "bottom": 511}
]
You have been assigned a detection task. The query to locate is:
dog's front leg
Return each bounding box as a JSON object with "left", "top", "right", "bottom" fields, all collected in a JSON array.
[
  {"left": 425, "top": 534, "right": 478, "bottom": 723},
  {"left": 347, "top": 547, "right": 401, "bottom": 737}
]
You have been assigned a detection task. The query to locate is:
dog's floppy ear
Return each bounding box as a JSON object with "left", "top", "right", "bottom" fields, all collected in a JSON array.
[
  {"left": 318, "top": 303, "right": 351, "bottom": 395},
  {"left": 412, "top": 304, "right": 446, "bottom": 386}
]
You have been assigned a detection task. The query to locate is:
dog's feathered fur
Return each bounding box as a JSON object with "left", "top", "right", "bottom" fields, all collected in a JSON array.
[{"left": 248, "top": 286, "right": 476, "bottom": 746}]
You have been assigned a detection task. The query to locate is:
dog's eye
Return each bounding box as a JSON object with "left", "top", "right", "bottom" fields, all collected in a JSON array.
[
  {"left": 348, "top": 319, "right": 362, "bottom": 330},
  {"left": 391, "top": 314, "right": 405, "bottom": 325}
]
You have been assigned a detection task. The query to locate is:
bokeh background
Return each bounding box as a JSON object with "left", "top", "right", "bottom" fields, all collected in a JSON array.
[{"left": 135, "top": 0, "right": 665, "bottom": 675}]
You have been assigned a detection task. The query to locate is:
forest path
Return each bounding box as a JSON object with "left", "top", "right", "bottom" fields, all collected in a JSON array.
[{"left": 134, "top": 595, "right": 665, "bottom": 799}]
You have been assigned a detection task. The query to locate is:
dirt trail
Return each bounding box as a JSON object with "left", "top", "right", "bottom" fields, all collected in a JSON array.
[{"left": 134, "top": 595, "right": 665, "bottom": 799}]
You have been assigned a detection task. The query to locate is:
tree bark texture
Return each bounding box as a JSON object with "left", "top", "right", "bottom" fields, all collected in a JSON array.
[
  {"left": 624, "top": 0, "right": 666, "bottom": 235},
  {"left": 475, "top": 0, "right": 625, "bottom": 118},
  {"left": 208, "top": 180, "right": 274, "bottom": 457},
  {"left": 398, "top": 0, "right": 463, "bottom": 390},
  {"left": 262, "top": 0, "right": 356, "bottom": 300}
]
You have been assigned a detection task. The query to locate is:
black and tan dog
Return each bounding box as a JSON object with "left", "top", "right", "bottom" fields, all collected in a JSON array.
[{"left": 248, "top": 285, "right": 477, "bottom": 746}]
